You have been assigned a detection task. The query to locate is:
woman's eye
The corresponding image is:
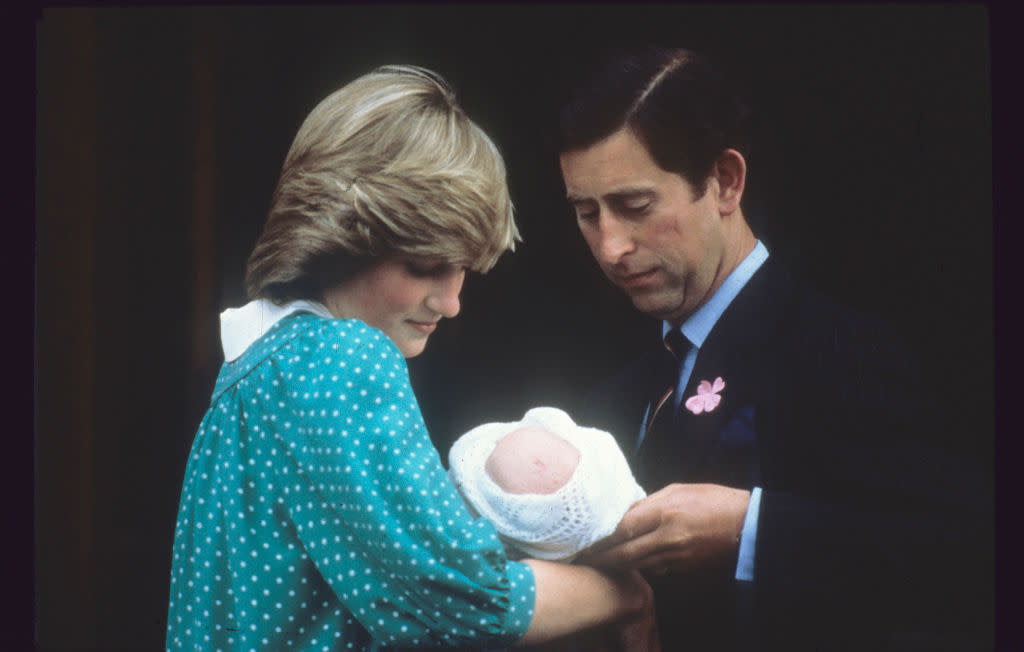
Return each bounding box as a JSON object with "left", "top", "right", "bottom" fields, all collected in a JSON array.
[
  {"left": 405, "top": 263, "right": 435, "bottom": 277},
  {"left": 405, "top": 261, "right": 452, "bottom": 278}
]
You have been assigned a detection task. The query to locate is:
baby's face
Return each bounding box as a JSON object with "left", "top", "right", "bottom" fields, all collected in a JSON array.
[{"left": 484, "top": 426, "right": 581, "bottom": 495}]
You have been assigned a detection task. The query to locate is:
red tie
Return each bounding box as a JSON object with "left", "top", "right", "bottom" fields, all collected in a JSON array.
[{"left": 643, "top": 329, "right": 689, "bottom": 444}]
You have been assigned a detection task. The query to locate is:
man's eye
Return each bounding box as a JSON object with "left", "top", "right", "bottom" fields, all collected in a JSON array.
[
  {"left": 573, "top": 206, "right": 598, "bottom": 221},
  {"left": 623, "top": 201, "right": 651, "bottom": 214}
]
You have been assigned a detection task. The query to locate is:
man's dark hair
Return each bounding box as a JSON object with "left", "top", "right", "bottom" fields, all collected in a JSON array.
[{"left": 559, "top": 48, "right": 751, "bottom": 197}]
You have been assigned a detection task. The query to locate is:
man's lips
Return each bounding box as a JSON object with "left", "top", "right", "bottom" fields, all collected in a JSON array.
[{"left": 616, "top": 268, "right": 659, "bottom": 288}]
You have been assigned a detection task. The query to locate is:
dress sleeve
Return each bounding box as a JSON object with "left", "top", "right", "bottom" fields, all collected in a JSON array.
[{"left": 260, "top": 319, "right": 535, "bottom": 648}]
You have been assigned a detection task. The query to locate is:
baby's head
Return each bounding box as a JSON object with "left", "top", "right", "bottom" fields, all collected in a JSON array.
[
  {"left": 448, "top": 407, "right": 646, "bottom": 561},
  {"left": 484, "top": 425, "right": 581, "bottom": 495}
]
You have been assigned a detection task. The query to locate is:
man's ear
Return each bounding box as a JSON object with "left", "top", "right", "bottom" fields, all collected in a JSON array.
[{"left": 712, "top": 148, "right": 746, "bottom": 215}]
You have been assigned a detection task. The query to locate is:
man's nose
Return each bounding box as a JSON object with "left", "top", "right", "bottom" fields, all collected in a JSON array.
[
  {"left": 425, "top": 269, "right": 464, "bottom": 318},
  {"left": 595, "top": 216, "right": 635, "bottom": 264}
]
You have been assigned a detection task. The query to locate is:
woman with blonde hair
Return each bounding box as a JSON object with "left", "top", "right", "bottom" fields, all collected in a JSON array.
[{"left": 166, "top": 65, "right": 656, "bottom": 651}]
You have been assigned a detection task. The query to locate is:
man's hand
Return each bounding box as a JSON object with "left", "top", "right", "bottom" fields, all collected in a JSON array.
[{"left": 579, "top": 483, "right": 751, "bottom": 575}]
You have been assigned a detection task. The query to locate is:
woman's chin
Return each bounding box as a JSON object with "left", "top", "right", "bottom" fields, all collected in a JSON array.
[{"left": 398, "top": 337, "right": 428, "bottom": 358}]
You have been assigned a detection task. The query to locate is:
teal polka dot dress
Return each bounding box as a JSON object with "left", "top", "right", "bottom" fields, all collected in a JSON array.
[{"left": 166, "top": 311, "right": 536, "bottom": 650}]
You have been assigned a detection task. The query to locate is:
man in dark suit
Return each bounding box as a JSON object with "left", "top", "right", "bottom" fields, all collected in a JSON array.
[{"left": 560, "top": 48, "right": 992, "bottom": 650}]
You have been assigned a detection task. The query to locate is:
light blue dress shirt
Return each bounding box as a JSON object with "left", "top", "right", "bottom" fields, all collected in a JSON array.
[{"left": 637, "top": 240, "right": 769, "bottom": 582}]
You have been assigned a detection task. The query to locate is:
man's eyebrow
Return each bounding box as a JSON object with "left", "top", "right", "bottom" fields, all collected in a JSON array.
[
  {"left": 566, "top": 187, "right": 656, "bottom": 203},
  {"left": 608, "top": 188, "right": 656, "bottom": 201},
  {"left": 569, "top": 187, "right": 655, "bottom": 202},
  {"left": 565, "top": 192, "right": 593, "bottom": 204}
]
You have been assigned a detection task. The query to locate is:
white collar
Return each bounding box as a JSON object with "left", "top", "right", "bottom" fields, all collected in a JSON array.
[{"left": 219, "top": 298, "right": 335, "bottom": 362}]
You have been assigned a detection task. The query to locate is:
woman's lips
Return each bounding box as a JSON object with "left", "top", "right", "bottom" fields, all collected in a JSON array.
[{"left": 408, "top": 320, "right": 438, "bottom": 334}]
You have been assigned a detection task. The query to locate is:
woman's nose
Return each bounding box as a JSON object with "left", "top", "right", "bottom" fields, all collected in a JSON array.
[{"left": 425, "top": 269, "right": 464, "bottom": 318}]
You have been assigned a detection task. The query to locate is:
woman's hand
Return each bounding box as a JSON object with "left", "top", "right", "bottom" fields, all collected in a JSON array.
[
  {"left": 518, "top": 562, "right": 657, "bottom": 647},
  {"left": 520, "top": 569, "right": 659, "bottom": 651},
  {"left": 613, "top": 570, "right": 661, "bottom": 652}
]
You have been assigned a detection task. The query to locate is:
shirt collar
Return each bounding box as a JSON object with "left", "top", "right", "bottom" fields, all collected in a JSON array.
[
  {"left": 663, "top": 240, "right": 770, "bottom": 348},
  {"left": 220, "top": 298, "right": 335, "bottom": 362}
]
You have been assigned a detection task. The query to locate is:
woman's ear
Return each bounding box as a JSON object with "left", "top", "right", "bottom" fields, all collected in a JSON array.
[{"left": 712, "top": 148, "right": 746, "bottom": 215}]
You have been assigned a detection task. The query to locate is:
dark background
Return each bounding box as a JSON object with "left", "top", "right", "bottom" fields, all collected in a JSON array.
[{"left": 34, "top": 5, "right": 993, "bottom": 650}]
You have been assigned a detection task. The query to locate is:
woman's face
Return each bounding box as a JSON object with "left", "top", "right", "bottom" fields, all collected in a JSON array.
[{"left": 322, "top": 256, "right": 465, "bottom": 358}]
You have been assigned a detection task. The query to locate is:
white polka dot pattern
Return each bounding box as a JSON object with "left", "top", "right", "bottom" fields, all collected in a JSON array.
[{"left": 166, "top": 312, "right": 536, "bottom": 650}]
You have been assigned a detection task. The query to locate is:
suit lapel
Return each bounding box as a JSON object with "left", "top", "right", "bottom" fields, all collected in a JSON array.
[
  {"left": 674, "top": 339, "right": 750, "bottom": 480},
  {"left": 639, "top": 259, "right": 794, "bottom": 488},
  {"left": 582, "top": 344, "right": 666, "bottom": 457}
]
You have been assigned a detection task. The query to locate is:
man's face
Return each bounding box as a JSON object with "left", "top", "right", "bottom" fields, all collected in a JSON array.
[{"left": 560, "top": 128, "right": 730, "bottom": 326}]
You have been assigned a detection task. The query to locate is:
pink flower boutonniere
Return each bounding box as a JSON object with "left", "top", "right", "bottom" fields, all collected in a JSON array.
[{"left": 685, "top": 377, "right": 726, "bottom": 415}]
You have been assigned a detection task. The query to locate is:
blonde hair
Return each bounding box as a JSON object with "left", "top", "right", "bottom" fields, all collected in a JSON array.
[{"left": 245, "top": 65, "right": 519, "bottom": 303}]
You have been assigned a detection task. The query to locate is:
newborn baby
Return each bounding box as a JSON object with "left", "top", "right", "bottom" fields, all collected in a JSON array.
[{"left": 449, "top": 407, "right": 646, "bottom": 561}]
